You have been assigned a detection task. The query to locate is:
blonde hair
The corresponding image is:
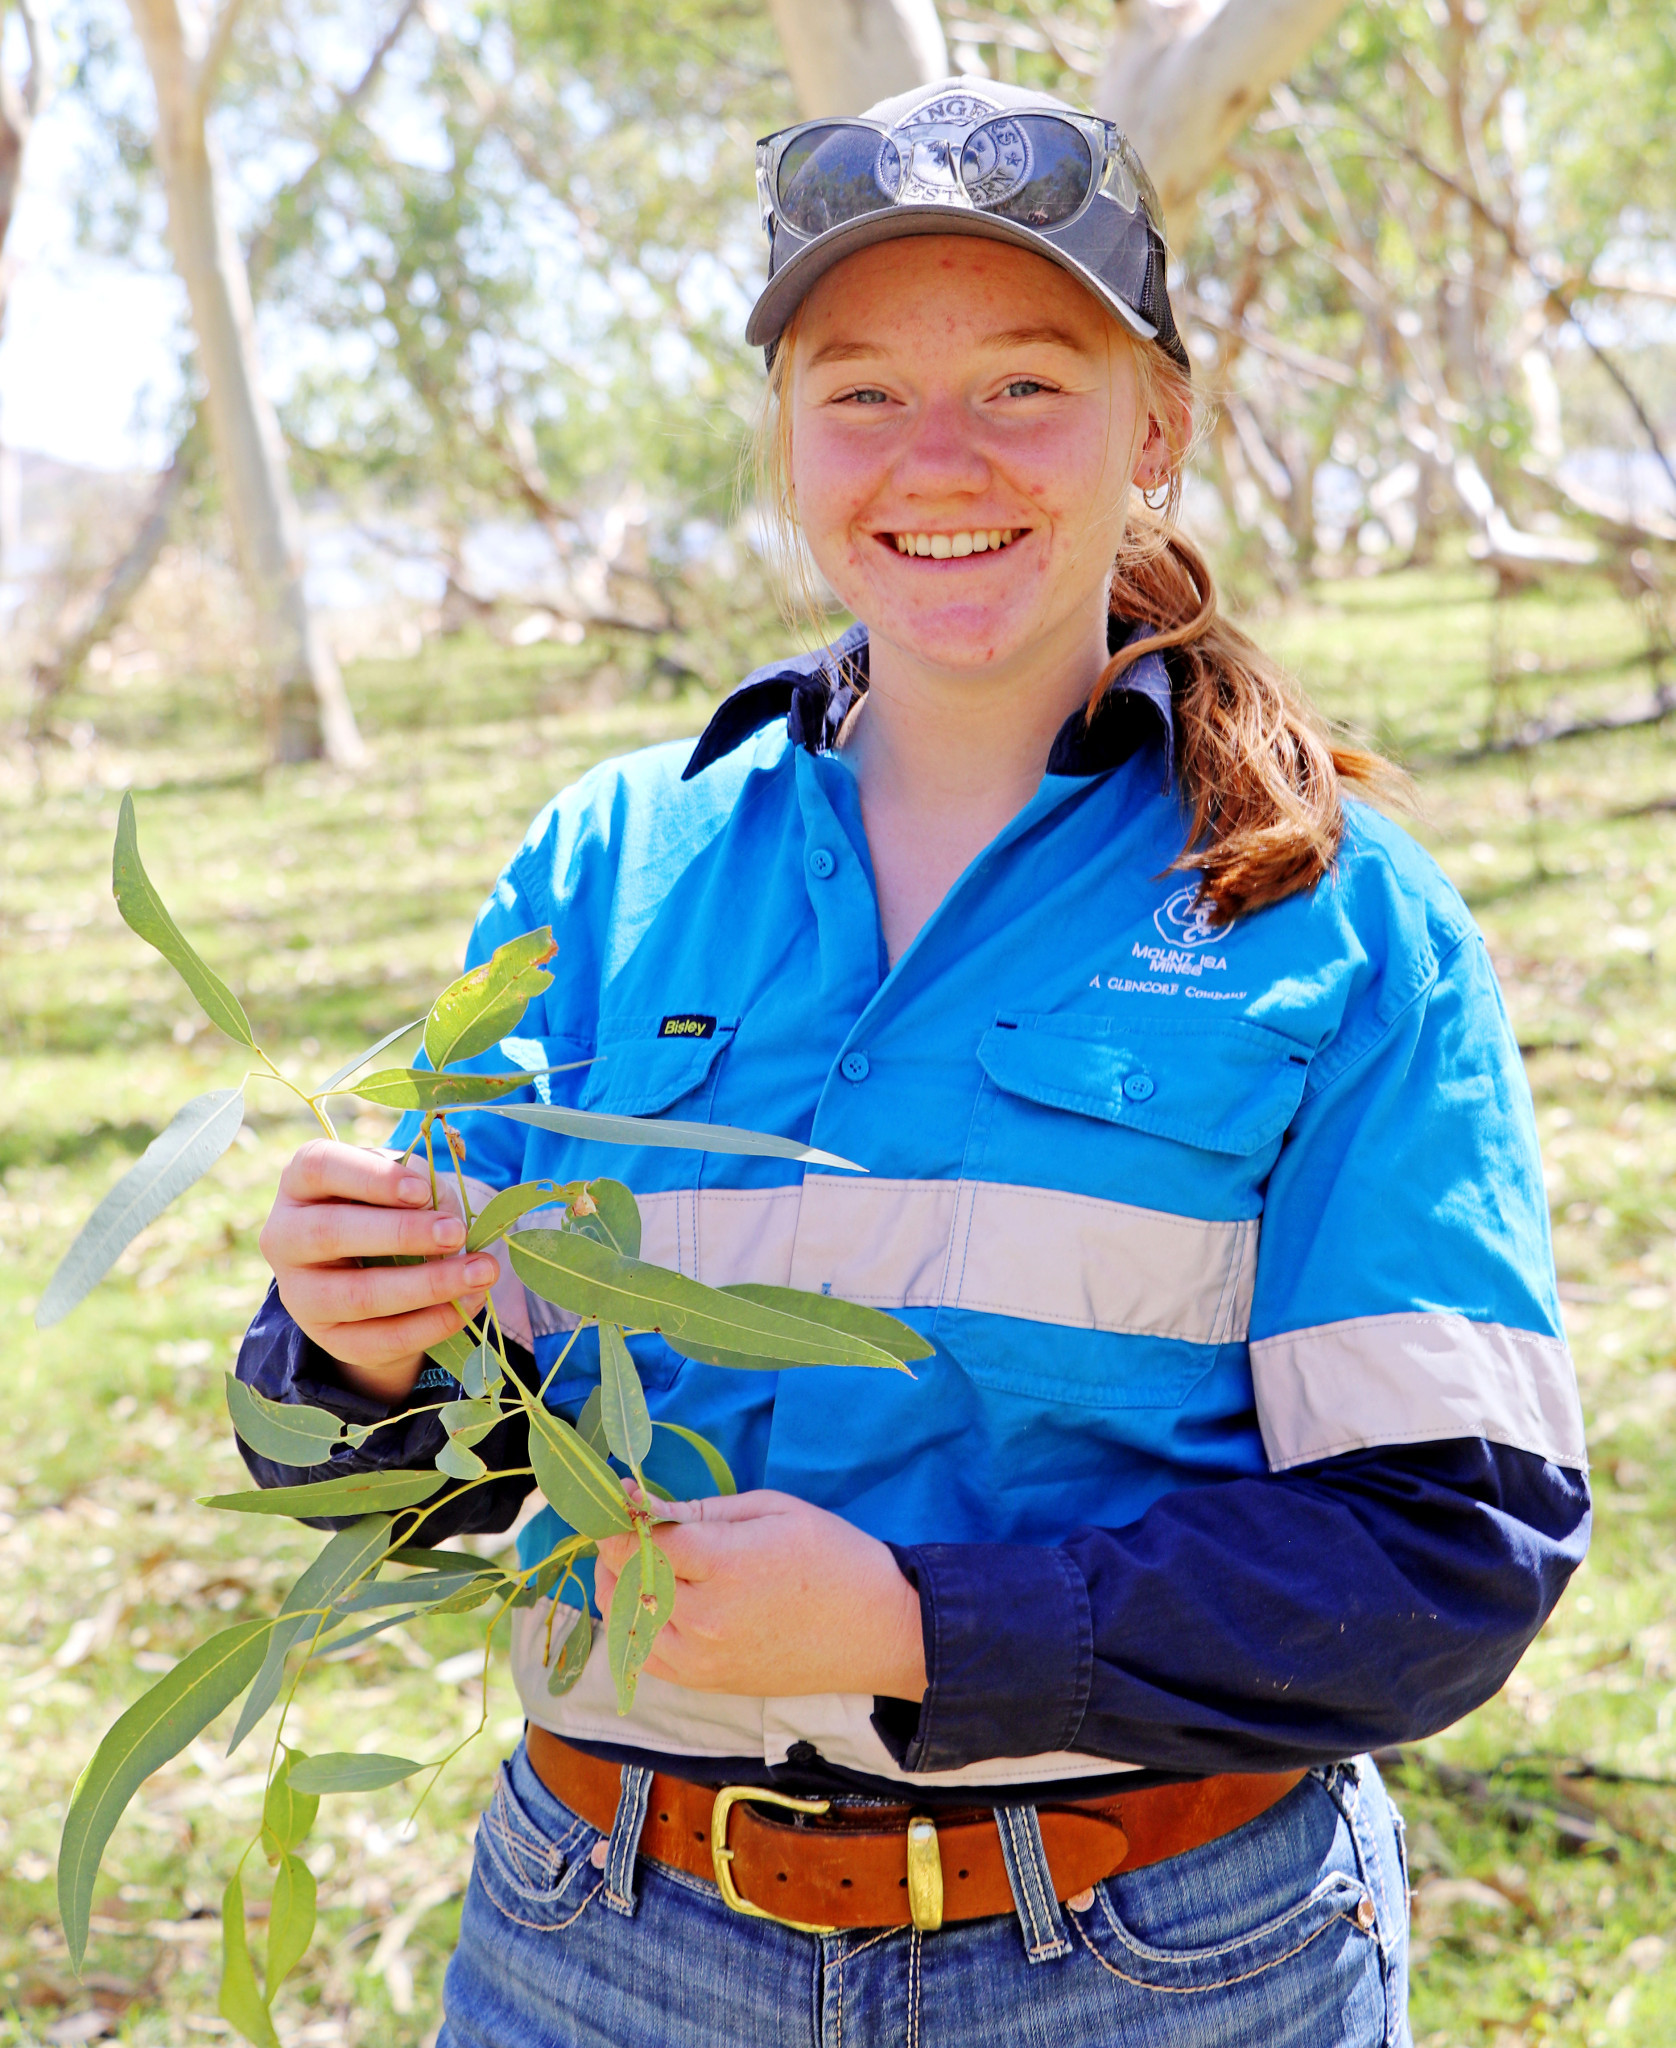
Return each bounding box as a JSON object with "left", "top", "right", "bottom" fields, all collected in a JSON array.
[{"left": 748, "top": 313, "right": 1402, "bottom": 923}]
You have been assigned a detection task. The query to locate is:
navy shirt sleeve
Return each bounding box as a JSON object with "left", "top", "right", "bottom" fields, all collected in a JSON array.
[
  {"left": 884, "top": 1437, "right": 1588, "bottom": 1775},
  {"left": 234, "top": 1279, "right": 537, "bottom": 1539}
]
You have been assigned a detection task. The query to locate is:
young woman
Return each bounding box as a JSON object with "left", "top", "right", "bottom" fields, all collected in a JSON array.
[{"left": 242, "top": 79, "right": 1589, "bottom": 2048}]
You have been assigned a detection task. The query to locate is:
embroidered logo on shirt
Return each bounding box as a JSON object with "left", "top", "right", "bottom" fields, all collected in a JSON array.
[
  {"left": 659, "top": 1013, "right": 716, "bottom": 1039},
  {"left": 1153, "top": 885, "right": 1225, "bottom": 949}
]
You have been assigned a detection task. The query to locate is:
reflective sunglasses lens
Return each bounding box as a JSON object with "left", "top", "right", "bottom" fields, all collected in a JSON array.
[
  {"left": 960, "top": 116, "right": 1092, "bottom": 228},
  {"left": 776, "top": 124, "right": 903, "bottom": 236}
]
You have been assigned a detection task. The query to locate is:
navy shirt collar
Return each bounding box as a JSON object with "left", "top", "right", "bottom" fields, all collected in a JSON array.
[{"left": 682, "top": 619, "right": 1175, "bottom": 784}]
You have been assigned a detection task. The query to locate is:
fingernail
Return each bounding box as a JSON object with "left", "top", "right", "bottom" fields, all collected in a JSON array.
[
  {"left": 432, "top": 1216, "right": 465, "bottom": 1246},
  {"left": 399, "top": 1175, "right": 429, "bottom": 1203},
  {"left": 466, "top": 1256, "right": 498, "bottom": 1286}
]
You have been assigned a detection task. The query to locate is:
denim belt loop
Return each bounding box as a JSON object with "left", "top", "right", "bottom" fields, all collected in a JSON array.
[
  {"left": 994, "top": 1805, "right": 1071, "bottom": 1963},
  {"left": 602, "top": 1763, "right": 654, "bottom": 1918}
]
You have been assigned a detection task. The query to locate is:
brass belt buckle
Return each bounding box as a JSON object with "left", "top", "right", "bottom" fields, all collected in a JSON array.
[{"left": 710, "top": 1785, "right": 838, "bottom": 1936}]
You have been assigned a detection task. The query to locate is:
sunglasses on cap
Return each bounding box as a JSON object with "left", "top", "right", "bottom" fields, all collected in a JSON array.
[{"left": 756, "top": 109, "right": 1166, "bottom": 244}]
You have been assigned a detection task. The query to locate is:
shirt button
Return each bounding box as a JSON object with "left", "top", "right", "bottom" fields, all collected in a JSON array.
[
  {"left": 1122, "top": 1073, "right": 1155, "bottom": 1102},
  {"left": 839, "top": 1051, "right": 871, "bottom": 1084},
  {"left": 807, "top": 846, "right": 837, "bottom": 880}
]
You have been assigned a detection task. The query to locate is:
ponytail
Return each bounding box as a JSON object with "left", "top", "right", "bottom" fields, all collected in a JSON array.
[
  {"left": 1098, "top": 341, "right": 1403, "bottom": 923},
  {"left": 1099, "top": 504, "right": 1403, "bottom": 923}
]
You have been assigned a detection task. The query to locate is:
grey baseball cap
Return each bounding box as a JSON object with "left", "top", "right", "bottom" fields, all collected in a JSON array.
[{"left": 746, "top": 77, "right": 1187, "bottom": 373}]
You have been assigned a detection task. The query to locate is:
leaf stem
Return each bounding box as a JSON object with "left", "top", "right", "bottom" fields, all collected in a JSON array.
[
  {"left": 536, "top": 1322, "right": 584, "bottom": 1406},
  {"left": 253, "top": 1047, "right": 337, "bottom": 1139}
]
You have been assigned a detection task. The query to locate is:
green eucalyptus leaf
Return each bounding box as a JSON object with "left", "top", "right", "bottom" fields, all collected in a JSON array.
[
  {"left": 507, "top": 1233, "right": 908, "bottom": 1372},
  {"left": 546, "top": 1606, "right": 594, "bottom": 1697},
  {"left": 316, "top": 1017, "right": 426, "bottom": 1095},
  {"left": 439, "top": 1396, "right": 499, "bottom": 1444},
  {"left": 113, "top": 792, "right": 255, "bottom": 1049},
  {"left": 313, "top": 1609, "right": 428, "bottom": 1660},
  {"left": 225, "top": 1376, "right": 346, "bottom": 1467},
  {"left": 266, "top": 1852, "right": 317, "bottom": 1997},
  {"left": 720, "top": 1286, "right": 934, "bottom": 1365},
  {"left": 461, "top": 1340, "right": 503, "bottom": 1399},
  {"left": 424, "top": 927, "right": 557, "bottom": 1071},
  {"left": 435, "top": 1437, "right": 487, "bottom": 1481},
  {"left": 261, "top": 1750, "right": 319, "bottom": 1862},
  {"left": 577, "top": 1387, "right": 608, "bottom": 1456},
  {"left": 218, "top": 1872, "right": 279, "bottom": 2048},
  {"left": 598, "top": 1323, "right": 652, "bottom": 1472},
  {"left": 430, "top": 1578, "right": 500, "bottom": 1614},
  {"left": 58, "top": 1619, "right": 271, "bottom": 1972},
  {"left": 388, "top": 1544, "right": 491, "bottom": 1576},
  {"left": 227, "top": 1517, "right": 393, "bottom": 1755},
  {"left": 424, "top": 1328, "right": 477, "bottom": 1383},
  {"left": 607, "top": 1541, "right": 674, "bottom": 1714},
  {"left": 330, "top": 1574, "right": 494, "bottom": 1617},
  {"left": 652, "top": 1420, "right": 737, "bottom": 1497},
  {"left": 198, "top": 1471, "right": 445, "bottom": 1516},
  {"left": 567, "top": 1179, "right": 641, "bottom": 1258},
  {"left": 528, "top": 1408, "right": 633, "bottom": 1538},
  {"left": 352, "top": 1067, "right": 531, "bottom": 1111},
  {"left": 470, "top": 1101, "right": 863, "bottom": 1172},
  {"left": 36, "top": 1089, "right": 245, "bottom": 1329},
  {"left": 286, "top": 1752, "right": 423, "bottom": 1795},
  {"left": 465, "top": 1179, "right": 562, "bottom": 1251}
]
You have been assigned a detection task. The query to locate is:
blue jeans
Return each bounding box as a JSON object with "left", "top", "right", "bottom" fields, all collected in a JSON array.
[{"left": 438, "top": 1740, "right": 1411, "bottom": 2047}]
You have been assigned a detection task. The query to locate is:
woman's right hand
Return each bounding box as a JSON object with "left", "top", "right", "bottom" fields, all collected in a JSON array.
[{"left": 258, "top": 1140, "right": 500, "bottom": 1403}]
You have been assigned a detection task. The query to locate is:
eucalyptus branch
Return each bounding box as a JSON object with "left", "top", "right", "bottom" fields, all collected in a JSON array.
[{"left": 42, "top": 797, "right": 928, "bottom": 2048}]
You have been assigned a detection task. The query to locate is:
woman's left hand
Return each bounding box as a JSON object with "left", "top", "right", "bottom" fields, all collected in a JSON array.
[{"left": 593, "top": 1490, "right": 928, "bottom": 1703}]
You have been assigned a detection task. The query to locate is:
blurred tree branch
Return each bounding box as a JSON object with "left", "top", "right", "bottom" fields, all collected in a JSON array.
[
  {"left": 767, "top": 0, "right": 946, "bottom": 116},
  {"left": 27, "top": 412, "right": 203, "bottom": 738},
  {"left": 1342, "top": 96, "right": 1676, "bottom": 503},
  {"left": 0, "top": 0, "right": 50, "bottom": 337},
  {"left": 1095, "top": 0, "right": 1353, "bottom": 225}
]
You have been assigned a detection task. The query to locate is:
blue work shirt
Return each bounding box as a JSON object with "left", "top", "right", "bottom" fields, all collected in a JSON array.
[{"left": 238, "top": 625, "right": 1589, "bottom": 1792}]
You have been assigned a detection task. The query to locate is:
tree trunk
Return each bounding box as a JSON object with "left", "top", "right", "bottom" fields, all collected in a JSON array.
[
  {"left": 766, "top": 0, "right": 947, "bottom": 119},
  {"left": 28, "top": 422, "right": 200, "bottom": 735},
  {"left": 1095, "top": 0, "right": 1353, "bottom": 227},
  {"left": 1, "top": 0, "right": 48, "bottom": 585},
  {"left": 0, "top": 0, "right": 48, "bottom": 330},
  {"left": 124, "top": 0, "right": 364, "bottom": 766}
]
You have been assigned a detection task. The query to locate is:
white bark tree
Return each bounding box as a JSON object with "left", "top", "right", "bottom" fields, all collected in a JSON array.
[
  {"left": 125, "top": 0, "right": 364, "bottom": 766},
  {"left": 1, "top": 0, "right": 49, "bottom": 578},
  {"left": 768, "top": 0, "right": 1355, "bottom": 237},
  {"left": 0, "top": 0, "right": 48, "bottom": 329},
  {"left": 766, "top": 0, "right": 946, "bottom": 119},
  {"left": 1094, "top": 0, "right": 1353, "bottom": 223}
]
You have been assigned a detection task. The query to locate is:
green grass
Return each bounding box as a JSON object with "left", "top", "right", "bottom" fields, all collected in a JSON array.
[{"left": 2, "top": 567, "right": 1674, "bottom": 2045}]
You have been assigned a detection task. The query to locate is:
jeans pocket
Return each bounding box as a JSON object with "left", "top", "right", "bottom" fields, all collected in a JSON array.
[
  {"left": 472, "top": 1760, "right": 600, "bottom": 1934},
  {"left": 1072, "top": 1866, "right": 1368, "bottom": 1993}
]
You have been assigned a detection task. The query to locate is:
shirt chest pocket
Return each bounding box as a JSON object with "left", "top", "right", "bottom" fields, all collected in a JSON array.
[
  {"left": 578, "top": 1012, "right": 737, "bottom": 1124},
  {"left": 969, "top": 1009, "right": 1309, "bottom": 1219},
  {"left": 932, "top": 1011, "right": 1310, "bottom": 1410}
]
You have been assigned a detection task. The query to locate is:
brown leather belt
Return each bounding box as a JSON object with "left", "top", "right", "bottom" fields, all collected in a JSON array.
[{"left": 526, "top": 1724, "right": 1304, "bottom": 1935}]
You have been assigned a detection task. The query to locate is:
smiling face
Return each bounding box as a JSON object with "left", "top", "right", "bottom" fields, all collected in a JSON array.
[{"left": 786, "top": 235, "right": 1168, "bottom": 697}]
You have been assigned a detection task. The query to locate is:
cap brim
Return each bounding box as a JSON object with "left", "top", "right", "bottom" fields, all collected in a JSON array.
[{"left": 745, "top": 205, "right": 1161, "bottom": 352}]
